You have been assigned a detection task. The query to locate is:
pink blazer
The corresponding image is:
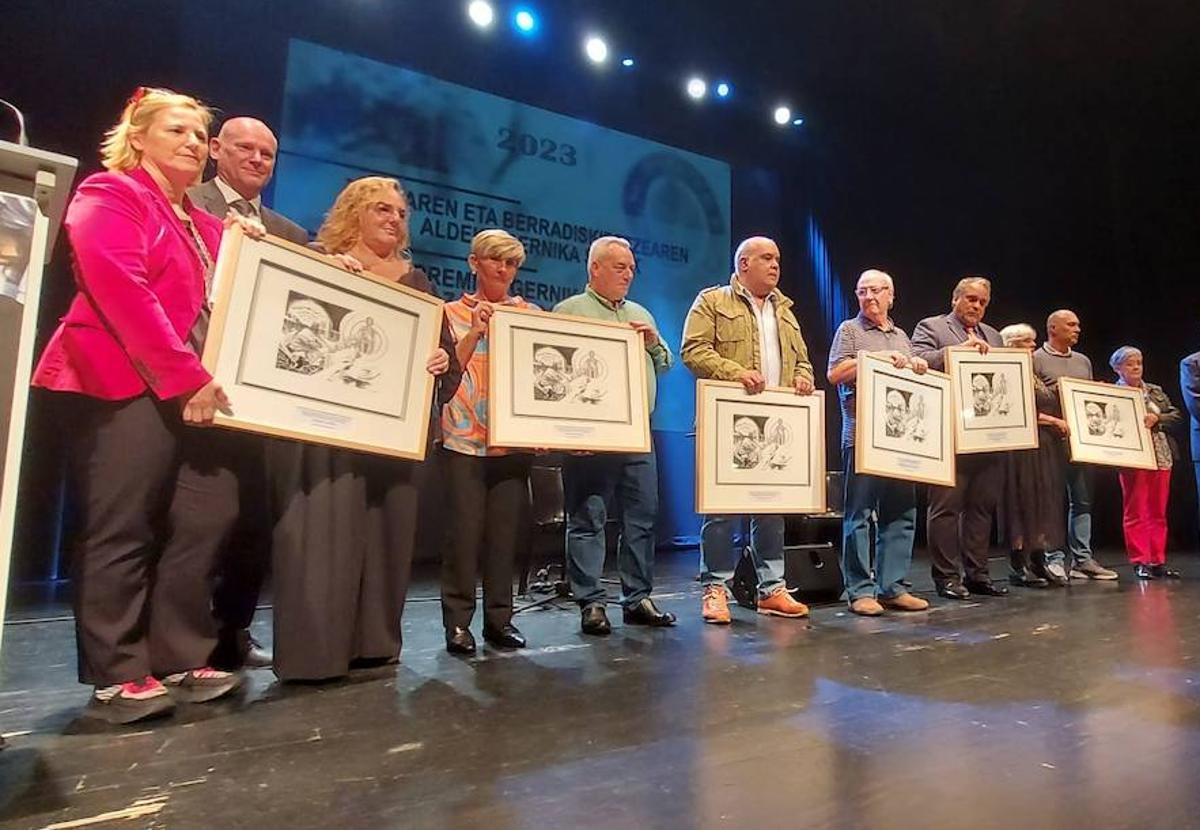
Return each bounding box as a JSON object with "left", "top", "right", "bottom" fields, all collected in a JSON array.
[{"left": 32, "top": 167, "right": 223, "bottom": 401}]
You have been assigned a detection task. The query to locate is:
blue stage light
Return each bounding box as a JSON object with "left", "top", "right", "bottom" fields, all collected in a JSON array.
[
  {"left": 792, "top": 117, "right": 805, "bottom": 126},
  {"left": 467, "top": 1, "right": 495, "bottom": 29},
  {"left": 514, "top": 8, "right": 537, "bottom": 33},
  {"left": 622, "top": 57, "right": 635, "bottom": 68},
  {"left": 715, "top": 82, "right": 731, "bottom": 98}
]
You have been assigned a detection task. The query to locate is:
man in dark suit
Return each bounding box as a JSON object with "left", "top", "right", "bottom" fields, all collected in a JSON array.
[
  {"left": 188, "top": 117, "right": 307, "bottom": 669},
  {"left": 1181, "top": 351, "right": 1200, "bottom": 544},
  {"left": 188, "top": 117, "right": 308, "bottom": 244},
  {"left": 911, "top": 276, "right": 1009, "bottom": 600}
]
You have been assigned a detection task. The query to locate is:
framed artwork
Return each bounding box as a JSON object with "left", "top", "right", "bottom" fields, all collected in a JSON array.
[
  {"left": 694, "top": 380, "right": 826, "bottom": 514},
  {"left": 487, "top": 305, "right": 651, "bottom": 452},
  {"left": 854, "top": 351, "right": 955, "bottom": 486},
  {"left": 1058, "top": 377, "right": 1157, "bottom": 470},
  {"left": 201, "top": 225, "right": 444, "bottom": 460},
  {"left": 946, "top": 346, "right": 1038, "bottom": 453}
]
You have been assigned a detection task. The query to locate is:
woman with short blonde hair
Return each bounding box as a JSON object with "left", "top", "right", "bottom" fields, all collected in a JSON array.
[{"left": 439, "top": 228, "right": 535, "bottom": 655}]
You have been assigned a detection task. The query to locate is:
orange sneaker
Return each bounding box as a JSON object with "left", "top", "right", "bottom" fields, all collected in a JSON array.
[
  {"left": 849, "top": 597, "right": 884, "bottom": 616},
  {"left": 879, "top": 592, "right": 930, "bottom": 612},
  {"left": 757, "top": 585, "right": 809, "bottom": 618},
  {"left": 702, "top": 585, "right": 732, "bottom": 624}
]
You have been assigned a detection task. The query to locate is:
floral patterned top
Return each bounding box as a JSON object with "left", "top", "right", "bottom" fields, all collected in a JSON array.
[{"left": 441, "top": 292, "right": 539, "bottom": 456}]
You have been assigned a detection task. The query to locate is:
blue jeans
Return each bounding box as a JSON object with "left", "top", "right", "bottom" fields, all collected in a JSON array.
[
  {"left": 1046, "top": 460, "right": 1094, "bottom": 569},
  {"left": 563, "top": 451, "right": 658, "bottom": 608},
  {"left": 841, "top": 446, "right": 917, "bottom": 600},
  {"left": 699, "top": 515, "right": 784, "bottom": 597}
]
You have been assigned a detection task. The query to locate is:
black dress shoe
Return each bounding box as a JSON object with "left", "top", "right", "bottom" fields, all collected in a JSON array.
[
  {"left": 243, "top": 645, "right": 273, "bottom": 669},
  {"left": 445, "top": 626, "right": 477, "bottom": 655},
  {"left": 580, "top": 603, "right": 611, "bottom": 636},
  {"left": 1150, "top": 565, "right": 1182, "bottom": 580},
  {"left": 1134, "top": 564, "right": 1155, "bottom": 580},
  {"left": 964, "top": 579, "right": 1009, "bottom": 597},
  {"left": 483, "top": 623, "right": 527, "bottom": 649},
  {"left": 936, "top": 580, "right": 971, "bottom": 600},
  {"left": 622, "top": 598, "right": 677, "bottom": 627},
  {"left": 1009, "top": 568, "right": 1049, "bottom": 588}
]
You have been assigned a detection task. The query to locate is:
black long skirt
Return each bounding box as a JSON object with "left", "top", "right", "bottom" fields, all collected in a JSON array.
[
  {"left": 267, "top": 439, "right": 426, "bottom": 681},
  {"left": 1002, "top": 427, "right": 1066, "bottom": 554}
]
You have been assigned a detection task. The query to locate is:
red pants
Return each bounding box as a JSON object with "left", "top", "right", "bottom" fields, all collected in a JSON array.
[{"left": 1118, "top": 468, "right": 1172, "bottom": 565}]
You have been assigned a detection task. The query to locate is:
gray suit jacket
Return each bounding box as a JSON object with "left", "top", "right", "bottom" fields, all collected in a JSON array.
[
  {"left": 910, "top": 312, "right": 1003, "bottom": 371},
  {"left": 187, "top": 178, "right": 309, "bottom": 245},
  {"left": 1181, "top": 351, "right": 1200, "bottom": 461}
]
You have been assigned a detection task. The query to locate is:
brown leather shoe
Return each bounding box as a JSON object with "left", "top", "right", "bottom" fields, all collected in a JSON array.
[
  {"left": 702, "top": 585, "right": 732, "bottom": 625},
  {"left": 756, "top": 585, "right": 809, "bottom": 618},
  {"left": 850, "top": 597, "right": 884, "bottom": 616},
  {"left": 879, "top": 592, "right": 930, "bottom": 612}
]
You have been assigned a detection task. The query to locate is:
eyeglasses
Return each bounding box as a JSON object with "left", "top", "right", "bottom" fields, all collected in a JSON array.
[
  {"left": 372, "top": 203, "right": 408, "bottom": 220},
  {"left": 855, "top": 285, "right": 890, "bottom": 297},
  {"left": 483, "top": 255, "right": 523, "bottom": 270}
]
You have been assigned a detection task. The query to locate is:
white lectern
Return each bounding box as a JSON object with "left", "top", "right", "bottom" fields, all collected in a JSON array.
[{"left": 0, "top": 141, "right": 77, "bottom": 655}]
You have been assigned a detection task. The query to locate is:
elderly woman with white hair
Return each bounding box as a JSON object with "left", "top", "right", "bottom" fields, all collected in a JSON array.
[
  {"left": 998, "top": 323, "right": 1069, "bottom": 587},
  {"left": 1110, "top": 346, "right": 1184, "bottom": 579}
]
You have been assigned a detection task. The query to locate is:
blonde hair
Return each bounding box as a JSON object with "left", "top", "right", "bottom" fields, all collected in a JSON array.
[
  {"left": 99, "top": 86, "right": 212, "bottom": 175},
  {"left": 470, "top": 229, "right": 526, "bottom": 266},
  {"left": 316, "top": 176, "right": 409, "bottom": 255}
]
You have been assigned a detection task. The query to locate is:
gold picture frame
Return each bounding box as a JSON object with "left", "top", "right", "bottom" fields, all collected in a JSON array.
[
  {"left": 854, "top": 351, "right": 955, "bottom": 486},
  {"left": 201, "top": 225, "right": 443, "bottom": 460},
  {"left": 1058, "top": 377, "right": 1157, "bottom": 470},
  {"left": 694, "top": 380, "right": 826, "bottom": 514},
  {"left": 487, "top": 304, "right": 651, "bottom": 452},
  {"left": 946, "top": 346, "right": 1039, "bottom": 454}
]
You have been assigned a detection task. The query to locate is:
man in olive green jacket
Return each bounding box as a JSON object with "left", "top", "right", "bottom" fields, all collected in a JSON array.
[{"left": 681, "top": 236, "right": 815, "bottom": 624}]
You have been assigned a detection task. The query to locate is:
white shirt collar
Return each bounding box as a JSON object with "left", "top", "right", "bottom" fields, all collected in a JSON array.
[
  {"left": 213, "top": 176, "right": 263, "bottom": 214},
  {"left": 1043, "top": 342, "right": 1073, "bottom": 357}
]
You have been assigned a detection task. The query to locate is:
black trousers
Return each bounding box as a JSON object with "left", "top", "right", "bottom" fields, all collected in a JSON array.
[
  {"left": 210, "top": 435, "right": 270, "bottom": 668},
  {"left": 927, "top": 452, "right": 1004, "bottom": 584},
  {"left": 440, "top": 450, "right": 531, "bottom": 631},
  {"left": 66, "top": 394, "right": 241, "bottom": 686}
]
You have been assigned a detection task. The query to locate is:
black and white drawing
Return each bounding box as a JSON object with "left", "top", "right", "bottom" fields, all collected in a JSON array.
[
  {"left": 883, "top": 386, "right": 928, "bottom": 444},
  {"left": 969, "top": 371, "right": 1011, "bottom": 417},
  {"left": 531, "top": 343, "right": 609, "bottom": 405},
  {"left": 275, "top": 291, "right": 389, "bottom": 389},
  {"left": 731, "top": 414, "right": 794, "bottom": 471},
  {"left": 1082, "top": 398, "right": 1125, "bottom": 438}
]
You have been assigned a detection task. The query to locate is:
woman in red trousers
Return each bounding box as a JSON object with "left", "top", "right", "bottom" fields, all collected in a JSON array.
[{"left": 1110, "top": 346, "right": 1184, "bottom": 579}]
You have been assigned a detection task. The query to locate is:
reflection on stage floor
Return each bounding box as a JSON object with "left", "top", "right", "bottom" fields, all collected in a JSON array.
[{"left": 1, "top": 551, "right": 1199, "bottom": 829}]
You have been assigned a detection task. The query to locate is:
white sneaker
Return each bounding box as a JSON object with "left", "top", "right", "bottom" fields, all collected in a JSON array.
[{"left": 1047, "top": 562, "right": 1068, "bottom": 580}]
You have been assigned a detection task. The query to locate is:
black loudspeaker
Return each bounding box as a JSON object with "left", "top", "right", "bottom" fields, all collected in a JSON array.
[
  {"left": 726, "top": 547, "right": 760, "bottom": 610},
  {"left": 783, "top": 543, "right": 843, "bottom": 605}
]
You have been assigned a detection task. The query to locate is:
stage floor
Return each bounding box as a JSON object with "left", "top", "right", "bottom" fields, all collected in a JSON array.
[{"left": 2, "top": 551, "right": 1199, "bottom": 829}]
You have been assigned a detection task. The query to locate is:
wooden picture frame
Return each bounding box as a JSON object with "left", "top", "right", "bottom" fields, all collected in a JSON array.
[
  {"left": 694, "top": 380, "right": 826, "bottom": 514},
  {"left": 854, "top": 351, "right": 955, "bottom": 486},
  {"left": 946, "top": 346, "right": 1039, "bottom": 454},
  {"left": 201, "top": 225, "right": 443, "bottom": 460},
  {"left": 487, "top": 304, "right": 651, "bottom": 452},
  {"left": 1058, "top": 377, "right": 1157, "bottom": 470}
]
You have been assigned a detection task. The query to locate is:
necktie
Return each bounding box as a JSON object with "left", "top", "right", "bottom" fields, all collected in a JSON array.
[{"left": 230, "top": 198, "right": 256, "bottom": 218}]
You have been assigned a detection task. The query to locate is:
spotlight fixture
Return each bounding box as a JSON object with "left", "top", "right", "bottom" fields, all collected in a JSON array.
[
  {"left": 792, "top": 117, "right": 805, "bottom": 126},
  {"left": 622, "top": 57, "right": 635, "bottom": 68},
  {"left": 686, "top": 77, "right": 707, "bottom": 100},
  {"left": 513, "top": 8, "right": 537, "bottom": 33},
  {"left": 773, "top": 105, "right": 792, "bottom": 125},
  {"left": 467, "top": 1, "right": 495, "bottom": 29},
  {"left": 715, "top": 82, "right": 731, "bottom": 98},
  {"left": 584, "top": 35, "right": 609, "bottom": 64}
]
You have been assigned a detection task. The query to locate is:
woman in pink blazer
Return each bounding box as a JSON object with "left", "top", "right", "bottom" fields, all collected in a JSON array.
[{"left": 33, "top": 88, "right": 255, "bottom": 724}]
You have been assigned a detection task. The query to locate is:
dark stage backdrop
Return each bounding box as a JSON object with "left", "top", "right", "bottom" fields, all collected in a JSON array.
[{"left": 2, "top": 0, "right": 1199, "bottom": 583}]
